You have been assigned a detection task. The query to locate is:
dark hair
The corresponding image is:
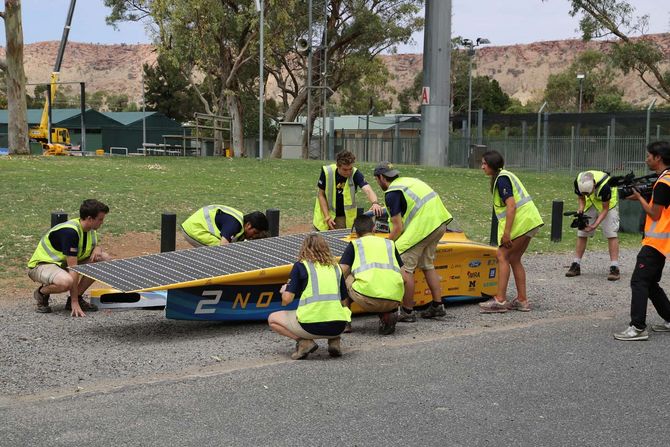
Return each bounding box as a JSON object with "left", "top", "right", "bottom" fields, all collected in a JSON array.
[
  {"left": 80, "top": 199, "right": 109, "bottom": 220},
  {"left": 482, "top": 150, "right": 505, "bottom": 191},
  {"left": 336, "top": 150, "right": 356, "bottom": 166},
  {"left": 244, "top": 211, "right": 269, "bottom": 232},
  {"left": 647, "top": 141, "right": 670, "bottom": 165},
  {"left": 353, "top": 215, "right": 374, "bottom": 235}
]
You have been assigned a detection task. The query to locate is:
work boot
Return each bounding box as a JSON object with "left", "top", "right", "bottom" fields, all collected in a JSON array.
[
  {"left": 378, "top": 311, "right": 398, "bottom": 335},
  {"left": 33, "top": 286, "right": 52, "bottom": 314},
  {"left": 65, "top": 295, "right": 99, "bottom": 312},
  {"left": 565, "top": 262, "right": 581, "bottom": 277},
  {"left": 327, "top": 337, "right": 342, "bottom": 357},
  {"left": 291, "top": 339, "right": 318, "bottom": 360},
  {"left": 420, "top": 302, "right": 447, "bottom": 319},
  {"left": 397, "top": 307, "right": 417, "bottom": 323},
  {"left": 607, "top": 266, "right": 620, "bottom": 281}
]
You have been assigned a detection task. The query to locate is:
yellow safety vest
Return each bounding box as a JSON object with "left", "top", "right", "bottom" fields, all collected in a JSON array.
[
  {"left": 579, "top": 170, "right": 618, "bottom": 212},
  {"left": 643, "top": 172, "right": 670, "bottom": 257},
  {"left": 27, "top": 219, "right": 97, "bottom": 268},
  {"left": 492, "top": 170, "right": 544, "bottom": 245},
  {"left": 181, "top": 205, "right": 244, "bottom": 246},
  {"left": 313, "top": 164, "right": 358, "bottom": 230},
  {"left": 386, "top": 177, "right": 452, "bottom": 253},
  {"left": 296, "top": 261, "right": 352, "bottom": 324},
  {"left": 350, "top": 236, "right": 404, "bottom": 302}
]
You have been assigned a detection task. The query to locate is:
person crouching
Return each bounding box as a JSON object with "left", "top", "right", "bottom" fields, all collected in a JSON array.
[{"left": 268, "top": 233, "right": 351, "bottom": 359}]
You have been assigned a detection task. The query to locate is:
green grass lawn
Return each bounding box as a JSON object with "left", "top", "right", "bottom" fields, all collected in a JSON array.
[{"left": 0, "top": 155, "right": 643, "bottom": 279}]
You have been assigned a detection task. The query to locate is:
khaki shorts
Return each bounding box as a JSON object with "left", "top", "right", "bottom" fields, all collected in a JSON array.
[
  {"left": 27, "top": 263, "right": 66, "bottom": 285},
  {"left": 282, "top": 310, "right": 341, "bottom": 340},
  {"left": 577, "top": 206, "right": 619, "bottom": 239},
  {"left": 345, "top": 275, "right": 400, "bottom": 313},
  {"left": 400, "top": 223, "right": 447, "bottom": 273}
]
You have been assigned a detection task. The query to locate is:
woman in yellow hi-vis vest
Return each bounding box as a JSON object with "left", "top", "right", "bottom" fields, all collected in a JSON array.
[
  {"left": 480, "top": 150, "right": 543, "bottom": 313},
  {"left": 268, "top": 233, "right": 351, "bottom": 359}
]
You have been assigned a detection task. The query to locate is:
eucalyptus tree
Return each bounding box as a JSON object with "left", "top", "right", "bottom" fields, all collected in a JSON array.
[
  {"left": 558, "top": 0, "right": 670, "bottom": 102},
  {"left": 0, "top": 0, "right": 29, "bottom": 154}
]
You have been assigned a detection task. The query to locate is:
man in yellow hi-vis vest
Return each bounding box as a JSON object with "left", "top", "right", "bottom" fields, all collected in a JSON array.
[
  {"left": 614, "top": 141, "right": 670, "bottom": 341},
  {"left": 313, "top": 150, "right": 383, "bottom": 231},
  {"left": 181, "top": 206, "right": 268, "bottom": 247},
  {"left": 27, "top": 199, "right": 112, "bottom": 317},
  {"left": 339, "top": 215, "right": 406, "bottom": 335},
  {"left": 566, "top": 170, "right": 620, "bottom": 281},
  {"left": 373, "top": 161, "right": 453, "bottom": 323}
]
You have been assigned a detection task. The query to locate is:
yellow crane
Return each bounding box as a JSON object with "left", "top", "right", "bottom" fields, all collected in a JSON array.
[{"left": 28, "top": 0, "right": 77, "bottom": 155}]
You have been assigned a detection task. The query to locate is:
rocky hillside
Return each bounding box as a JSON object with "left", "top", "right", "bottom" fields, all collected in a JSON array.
[{"left": 2, "top": 34, "right": 669, "bottom": 109}]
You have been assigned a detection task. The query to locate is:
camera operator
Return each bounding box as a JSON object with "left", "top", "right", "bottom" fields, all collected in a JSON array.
[
  {"left": 614, "top": 141, "right": 670, "bottom": 341},
  {"left": 565, "top": 170, "right": 620, "bottom": 281}
]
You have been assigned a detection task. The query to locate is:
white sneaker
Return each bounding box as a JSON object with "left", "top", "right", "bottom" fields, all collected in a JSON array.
[
  {"left": 650, "top": 321, "right": 670, "bottom": 332},
  {"left": 613, "top": 325, "right": 649, "bottom": 341}
]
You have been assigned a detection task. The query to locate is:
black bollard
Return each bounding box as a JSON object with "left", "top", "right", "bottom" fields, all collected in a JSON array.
[
  {"left": 551, "top": 200, "right": 564, "bottom": 242},
  {"left": 489, "top": 208, "right": 498, "bottom": 246},
  {"left": 51, "top": 212, "right": 68, "bottom": 228},
  {"left": 266, "top": 208, "right": 280, "bottom": 237},
  {"left": 160, "top": 212, "right": 176, "bottom": 253}
]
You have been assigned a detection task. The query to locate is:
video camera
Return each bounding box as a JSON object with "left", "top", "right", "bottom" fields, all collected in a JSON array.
[
  {"left": 564, "top": 211, "right": 590, "bottom": 230},
  {"left": 609, "top": 171, "right": 657, "bottom": 200}
]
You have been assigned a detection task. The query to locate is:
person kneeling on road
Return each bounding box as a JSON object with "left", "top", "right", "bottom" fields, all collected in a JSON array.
[
  {"left": 27, "top": 199, "right": 112, "bottom": 317},
  {"left": 268, "top": 233, "right": 351, "bottom": 360},
  {"left": 566, "top": 170, "right": 620, "bottom": 281},
  {"left": 181, "top": 205, "right": 269, "bottom": 247},
  {"left": 339, "top": 215, "right": 405, "bottom": 335}
]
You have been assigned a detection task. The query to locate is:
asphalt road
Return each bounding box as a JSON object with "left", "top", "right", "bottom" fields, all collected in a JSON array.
[{"left": 2, "top": 313, "right": 669, "bottom": 447}]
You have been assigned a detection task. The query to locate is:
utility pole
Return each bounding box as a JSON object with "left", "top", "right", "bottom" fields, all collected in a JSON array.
[{"left": 419, "top": 0, "right": 452, "bottom": 167}]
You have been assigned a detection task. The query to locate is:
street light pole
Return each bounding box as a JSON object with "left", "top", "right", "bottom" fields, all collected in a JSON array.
[
  {"left": 256, "top": 0, "right": 264, "bottom": 159},
  {"left": 577, "top": 73, "right": 585, "bottom": 113}
]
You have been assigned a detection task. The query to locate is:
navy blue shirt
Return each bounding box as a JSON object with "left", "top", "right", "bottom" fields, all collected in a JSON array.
[
  {"left": 48, "top": 227, "right": 85, "bottom": 258},
  {"left": 339, "top": 240, "right": 404, "bottom": 268},
  {"left": 214, "top": 211, "right": 243, "bottom": 242},
  {"left": 317, "top": 168, "right": 368, "bottom": 216},
  {"left": 286, "top": 262, "right": 348, "bottom": 336},
  {"left": 496, "top": 176, "right": 514, "bottom": 203},
  {"left": 384, "top": 190, "right": 407, "bottom": 218}
]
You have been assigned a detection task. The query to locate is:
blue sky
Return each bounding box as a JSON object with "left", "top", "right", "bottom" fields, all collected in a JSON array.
[{"left": 1, "top": 0, "right": 668, "bottom": 49}]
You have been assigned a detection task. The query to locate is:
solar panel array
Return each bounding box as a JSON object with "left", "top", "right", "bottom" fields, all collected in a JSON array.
[{"left": 73, "top": 229, "right": 352, "bottom": 293}]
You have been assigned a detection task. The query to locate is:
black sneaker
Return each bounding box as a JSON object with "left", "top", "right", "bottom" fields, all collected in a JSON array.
[
  {"left": 565, "top": 262, "right": 581, "bottom": 277},
  {"left": 398, "top": 307, "right": 417, "bottom": 323},
  {"left": 607, "top": 266, "right": 620, "bottom": 281},
  {"left": 33, "top": 287, "right": 52, "bottom": 314},
  {"left": 65, "top": 295, "right": 99, "bottom": 312}
]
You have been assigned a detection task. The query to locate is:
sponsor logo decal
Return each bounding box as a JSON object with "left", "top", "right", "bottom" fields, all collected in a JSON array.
[
  {"left": 467, "top": 271, "right": 480, "bottom": 279},
  {"left": 468, "top": 280, "right": 476, "bottom": 288},
  {"left": 488, "top": 268, "right": 496, "bottom": 278},
  {"left": 469, "top": 260, "right": 481, "bottom": 268}
]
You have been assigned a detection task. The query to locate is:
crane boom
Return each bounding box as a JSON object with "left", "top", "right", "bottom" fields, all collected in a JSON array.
[{"left": 29, "top": 0, "right": 77, "bottom": 152}]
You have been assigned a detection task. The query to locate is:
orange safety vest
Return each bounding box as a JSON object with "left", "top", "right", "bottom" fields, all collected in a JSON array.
[{"left": 643, "top": 171, "right": 670, "bottom": 257}]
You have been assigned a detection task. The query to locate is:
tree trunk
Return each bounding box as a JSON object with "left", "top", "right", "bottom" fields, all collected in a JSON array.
[
  {"left": 3, "top": 0, "right": 29, "bottom": 155},
  {"left": 225, "top": 93, "right": 244, "bottom": 157}
]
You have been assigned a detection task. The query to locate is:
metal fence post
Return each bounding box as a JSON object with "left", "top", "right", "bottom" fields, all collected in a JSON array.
[
  {"left": 543, "top": 111, "right": 549, "bottom": 172},
  {"left": 51, "top": 212, "right": 68, "bottom": 228},
  {"left": 489, "top": 208, "right": 498, "bottom": 246},
  {"left": 550, "top": 200, "right": 564, "bottom": 242},
  {"left": 266, "top": 208, "right": 280, "bottom": 237},
  {"left": 160, "top": 213, "right": 176, "bottom": 253},
  {"left": 570, "top": 126, "right": 575, "bottom": 173},
  {"left": 646, "top": 99, "right": 657, "bottom": 147}
]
